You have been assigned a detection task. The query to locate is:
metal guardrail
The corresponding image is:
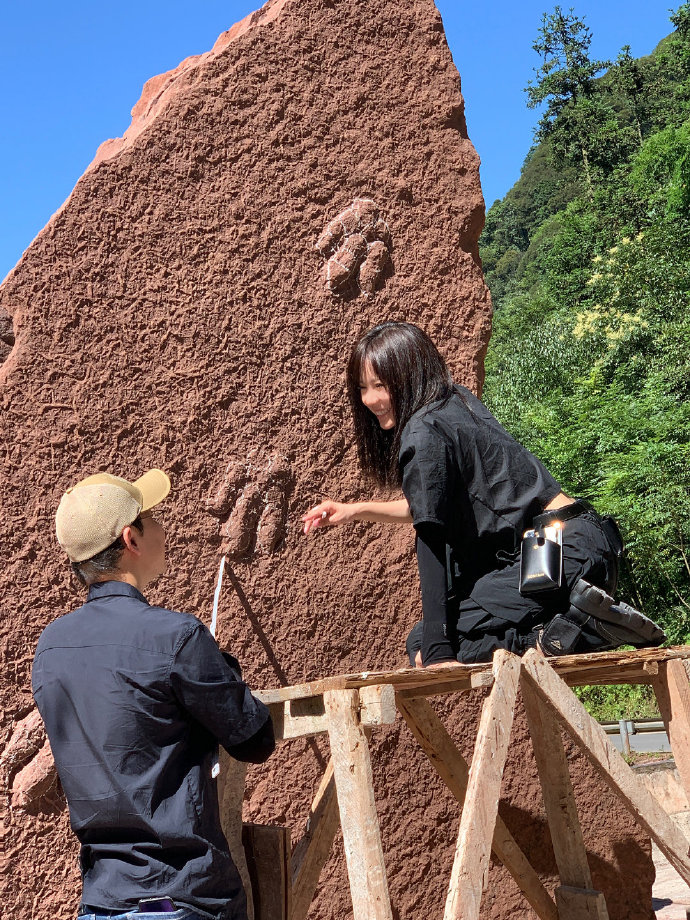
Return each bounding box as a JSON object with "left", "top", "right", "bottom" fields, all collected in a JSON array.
[
  {"left": 600, "top": 718, "right": 669, "bottom": 756},
  {"left": 600, "top": 718, "right": 665, "bottom": 734}
]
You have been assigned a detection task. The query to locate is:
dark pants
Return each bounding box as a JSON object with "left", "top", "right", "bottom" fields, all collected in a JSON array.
[{"left": 406, "top": 512, "right": 619, "bottom": 665}]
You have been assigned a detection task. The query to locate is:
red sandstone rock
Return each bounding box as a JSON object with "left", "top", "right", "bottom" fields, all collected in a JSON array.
[
  {"left": 0, "top": 709, "right": 45, "bottom": 787},
  {"left": 0, "top": 0, "right": 651, "bottom": 918},
  {"left": 11, "top": 739, "right": 57, "bottom": 811},
  {"left": 317, "top": 198, "right": 392, "bottom": 297}
]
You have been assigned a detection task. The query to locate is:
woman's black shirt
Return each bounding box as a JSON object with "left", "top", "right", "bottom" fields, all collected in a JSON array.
[{"left": 398, "top": 387, "right": 561, "bottom": 661}]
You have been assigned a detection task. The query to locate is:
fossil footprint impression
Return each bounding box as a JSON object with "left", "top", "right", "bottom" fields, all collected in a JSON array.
[{"left": 205, "top": 454, "right": 293, "bottom": 558}]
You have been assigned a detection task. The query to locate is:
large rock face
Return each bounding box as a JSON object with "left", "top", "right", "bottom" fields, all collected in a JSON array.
[{"left": 0, "top": 0, "right": 652, "bottom": 918}]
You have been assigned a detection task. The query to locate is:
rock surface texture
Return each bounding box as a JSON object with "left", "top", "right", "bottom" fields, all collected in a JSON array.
[{"left": 0, "top": 0, "right": 652, "bottom": 918}]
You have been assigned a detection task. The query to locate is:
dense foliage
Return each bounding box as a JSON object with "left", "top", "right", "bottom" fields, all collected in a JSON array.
[{"left": 480, "top": 5, "right": 690, "bottom": 717}]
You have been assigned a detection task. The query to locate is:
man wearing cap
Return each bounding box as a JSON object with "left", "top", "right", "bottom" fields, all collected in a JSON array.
[{"left": 32, "top": 469, "right": 275, "bottom": 920}]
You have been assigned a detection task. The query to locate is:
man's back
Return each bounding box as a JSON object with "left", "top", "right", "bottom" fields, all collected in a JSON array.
[{"left": 33, "top": 580, "right": 271, "bottom": 919}]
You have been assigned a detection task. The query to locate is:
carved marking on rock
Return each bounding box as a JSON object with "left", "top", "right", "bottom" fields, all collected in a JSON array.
[
  {"left": 206, "top": 453, "right": 293, "bottom": 558},
  {"left": 0, "top": 306, "right": 16, "bottom": 365},
  {"left": 316, "top": 198, "right": 391, "bottom": 298},
  {"left": 1, "top": 709, "right": 60, "bottom": 810}
]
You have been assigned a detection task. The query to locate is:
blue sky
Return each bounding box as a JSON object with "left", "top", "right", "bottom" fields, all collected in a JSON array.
[{"left": 0, "top": 0, "right": 679, "bottom": 281}]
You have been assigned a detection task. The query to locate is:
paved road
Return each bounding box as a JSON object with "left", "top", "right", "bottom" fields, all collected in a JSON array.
[{"left": 609, "top": 729, "right": 671, "bottom": 754}]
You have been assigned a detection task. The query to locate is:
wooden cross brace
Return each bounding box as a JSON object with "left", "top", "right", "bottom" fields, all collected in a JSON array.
[{"left": 250, "top": 648, "right": 690, "bottom": 920}]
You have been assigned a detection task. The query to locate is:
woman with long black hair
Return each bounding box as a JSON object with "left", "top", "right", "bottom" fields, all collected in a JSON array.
[{"left": 302, "top": 321, "right": 623, "bottom": 666}]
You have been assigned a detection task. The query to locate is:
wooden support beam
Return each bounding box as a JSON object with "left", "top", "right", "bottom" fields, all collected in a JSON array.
[
  {"left": 291, "top": 760, "right": 340, "bottom": 920},
  {"left": 550, "top": 646, "right": 690, "bottom": 686},
  {"left": 217, "top": 754, "right": 254, "bottom": 920},
  {"left": 443, "top": 650, "right": 522, "bottom": 920},
  {"left": 324, "top": 689, "right": 393, "bottom": 920},
  {"left": 396, "top": 694, "right": 558, "bottom": 920},
  {"left": 521, "top": 677, "right": 609, "bottom": 919},
  {"left": 268, "top": 697, "right": 327, "bottom": 741},
  {"left": 651, "top": 659, "right": 690, "bottom": 809},
  {"left": 555, "top": 886, "right": 610, "bottom": 920},
  {"left": 394, "top": 670, "right": 495, "bottom": 698},
  {"left": 521, "top": 650, "right": 690, "bottom": 885},
  {"left": 268, "top": 684, "right": 396, "bottom": 741},
  {"left": 242, "top": 824, "right": 292, "bottom": 920},
  {"left": 257, "top": 664, "right": 491, "bottom": 705},
  {"left": 360, "top": 684, "right": 397, "bottom": 726},
  {"left": 561, "top": 669, "right": 654, "bottom": 687}
]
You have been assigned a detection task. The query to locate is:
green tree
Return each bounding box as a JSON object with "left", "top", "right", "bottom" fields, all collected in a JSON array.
[
  {"left": 525, "top": 6, "right": 609, "bottom": 195},
  {"left": 481, "top": 7, "right": 690, "bottom": 718},
  {"left": 645, "top": 2, "right": 690, "bottom": 128},
  {"left": 611, "top": 45, "right": 647, "bottom": 145},
  {"left": 628, "top": 121, "right": 690, "bottom": 219}
]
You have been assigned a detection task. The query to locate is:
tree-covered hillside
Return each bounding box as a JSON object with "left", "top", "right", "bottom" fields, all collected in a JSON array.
[{"left": 479, "top": 4, "right": 690, "bottom": 694}]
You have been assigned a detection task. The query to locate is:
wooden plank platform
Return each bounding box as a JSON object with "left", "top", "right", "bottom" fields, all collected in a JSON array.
[
  {"left": 255, "top": 646, "right": 690, "bottom": 706},
  {"left": 246, "top": 646, "right": 690, "bottom": 920}
]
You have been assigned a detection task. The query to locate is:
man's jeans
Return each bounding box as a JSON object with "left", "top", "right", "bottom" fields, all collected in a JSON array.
[{"left": 79, "top": 910, "right": 210, "bottom": 920}]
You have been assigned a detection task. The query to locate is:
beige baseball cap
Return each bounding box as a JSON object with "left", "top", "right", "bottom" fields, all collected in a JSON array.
[{"left": 55, "top": 469, "right": 171, "bottom": 562}]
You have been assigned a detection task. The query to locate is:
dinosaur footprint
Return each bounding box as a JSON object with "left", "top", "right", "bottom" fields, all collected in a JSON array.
[
  {"left": 316, "top": 198, "right": 391, "bottom": 297},
  {"left": 206, "top": 453, "right": 293, "bottom": 558}
]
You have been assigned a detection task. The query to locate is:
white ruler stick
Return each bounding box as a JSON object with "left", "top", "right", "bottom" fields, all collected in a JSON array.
[
  {"left": 210, "top": 554, "right": 227, "bottom": 779},
  {"left": 211, "top": 554, "right": 226, "bottom": 640}
]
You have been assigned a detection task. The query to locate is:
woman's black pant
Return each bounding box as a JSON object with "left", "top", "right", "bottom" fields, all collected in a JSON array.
[{"left": 406, "top": 512, "right": 619, "bottom": 665}]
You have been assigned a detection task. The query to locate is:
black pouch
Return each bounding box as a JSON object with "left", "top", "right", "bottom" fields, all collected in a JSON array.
[
  {"left": 539, "top": 614, "right": 584, "bottom": 655},
  {"left": 519, "top": 527, "right": 563, "bottom": 595}
]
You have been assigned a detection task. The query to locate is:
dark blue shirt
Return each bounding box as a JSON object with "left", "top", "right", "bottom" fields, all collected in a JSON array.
[{"left": 32, "top": 581, "right": 273, "bottom": 919}]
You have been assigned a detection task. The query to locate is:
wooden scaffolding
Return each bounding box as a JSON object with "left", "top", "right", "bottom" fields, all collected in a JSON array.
[{"left": 234, "top": 646, "right": 690, "bottom": 920}]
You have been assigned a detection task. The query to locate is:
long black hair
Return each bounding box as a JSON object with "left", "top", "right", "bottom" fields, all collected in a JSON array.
[{"left": 347, "top": 322, "right": 454, "bottom": 486}]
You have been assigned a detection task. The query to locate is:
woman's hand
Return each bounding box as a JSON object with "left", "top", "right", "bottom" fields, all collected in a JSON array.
[
  {"left": 302, "top": 501, "right": 356, "bottom": 534},
  {"left": 414, "top": 650, "right": 462, "bottom": 670},
  {"left": 302, "top": 498, "right": 413, "bottom": 534}
]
